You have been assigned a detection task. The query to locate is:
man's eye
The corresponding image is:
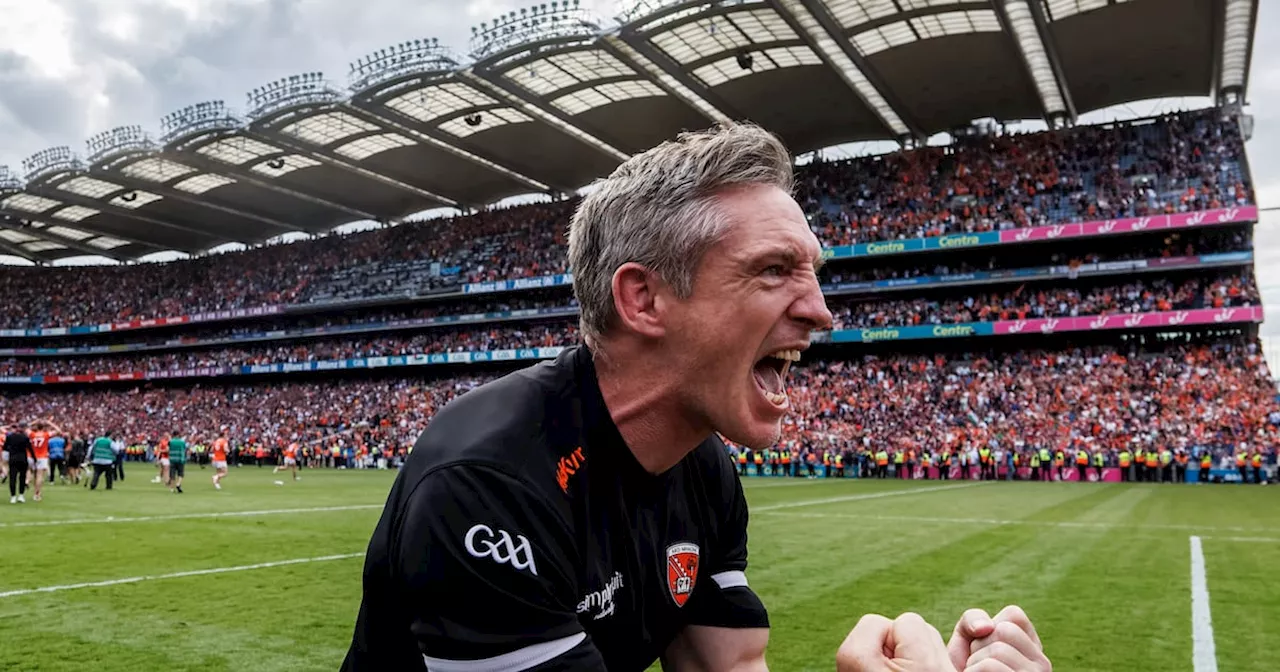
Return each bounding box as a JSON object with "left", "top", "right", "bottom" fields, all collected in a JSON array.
[{"left": 763, "top": 265, "right": 786, "bottom": 277}]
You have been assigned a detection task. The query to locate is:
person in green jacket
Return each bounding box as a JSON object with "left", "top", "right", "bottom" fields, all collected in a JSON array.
[
  {"left": 89, "top": 431, "right": 116, "bottom": 491},
  {"left": 168, "top": 433, "right": 188, "bottom": 494}
]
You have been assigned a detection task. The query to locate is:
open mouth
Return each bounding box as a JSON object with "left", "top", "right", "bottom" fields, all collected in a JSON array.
[{"left": 752, "top": 349, "right": 801, "bottom": 407}]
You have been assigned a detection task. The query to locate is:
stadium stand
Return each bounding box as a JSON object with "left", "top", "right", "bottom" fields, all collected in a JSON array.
[
  {"left": 830, "top": 271, "right": 1259, "bottom": 329},
  {"left": 781, "top": 338, "right": 1277, "bottom": 463},
  {"left": 0, "top": 109, "right": 1273, "bottom": 478},
  {"left": 798, "top": 109, "right": 1251, "bottom": 246},
  {"left": 0, "top": 111, "right": 1253, "bottom": 329},
  {"left": 0, "top": 270, "right": 1258, "bottom": 376}
]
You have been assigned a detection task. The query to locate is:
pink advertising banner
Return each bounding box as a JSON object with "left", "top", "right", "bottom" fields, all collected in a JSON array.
[
  {"left": 998, "top": 206, "right": 1258, "bottom": 244},
  {"left": 902, "top": 466, "right": 1125, "bottom": 482},
  {"left": 992, "top": 306, "right": 1263, "bottom": 336}
]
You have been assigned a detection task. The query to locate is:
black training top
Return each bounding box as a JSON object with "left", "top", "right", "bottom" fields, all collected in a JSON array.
[
  {"left": 4, "top": 431, "right": 33, "bottom": 463},
  {"left": 343, "top": 345, "right": 767, "bottom": 671}
]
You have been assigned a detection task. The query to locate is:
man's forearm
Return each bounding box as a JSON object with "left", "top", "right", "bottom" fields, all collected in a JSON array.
[{"left": 662, "top": 626, "right": 768, "bottom": 672}]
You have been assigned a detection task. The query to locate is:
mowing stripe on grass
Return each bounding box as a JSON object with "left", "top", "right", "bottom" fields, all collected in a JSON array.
[
  {"left": 750, "top": 482, "right": 984, "bottom": 512},
  {"left": 0, "top": 504, "right": 383, "bottom": 529},
  {"left": 741, "top": 479, "right": 827, "bottom": 489},
  {"left": 757, "top": 511, "right": 1280, "bottom": 538},
  {"left": 1189, "top": 536, "right": 1218, "bottom": 672},
  {"left": 0, "top": 553, "right": 364, "bottom": 599}
]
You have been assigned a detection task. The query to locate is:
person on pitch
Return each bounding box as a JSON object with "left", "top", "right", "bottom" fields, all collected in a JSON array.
[
  {"left": 167, "top": 431, "right": 188, "bottom": 494},
  {"left": 211, "top": 431, "right": 230, "bottom": 490},
  {"left": 272, "top": 441, "right": 301, "bottom": 481},
  {"left": 5, "top": 423, "right": 35, "bottom": 504},
  {"left": 343, "top": 123, "right": 1051, "bottom": 672}
]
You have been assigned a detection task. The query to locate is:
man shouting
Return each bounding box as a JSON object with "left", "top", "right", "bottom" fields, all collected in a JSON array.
[{"left": 343, "top": 123, "right": 1049, "bottom": 672}]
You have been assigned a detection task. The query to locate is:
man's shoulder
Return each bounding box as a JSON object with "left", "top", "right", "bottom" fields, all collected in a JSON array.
[{"left": 405, "top": 351, "right": 585, "bottom": 485}]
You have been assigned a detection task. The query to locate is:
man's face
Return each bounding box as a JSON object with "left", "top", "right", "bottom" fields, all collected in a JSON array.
[{"left": 661, "top": 184, "right": 832, "bottom": 449}]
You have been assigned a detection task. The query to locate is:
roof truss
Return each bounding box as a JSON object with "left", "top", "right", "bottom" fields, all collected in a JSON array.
[
  {"left": 460, "top": 69, "right": 630, "bottom": 162},
  {"left": 170, "top": 134, "right": 382, "bottom": 222},
  {"left": 92, "top": 159, "right": 300, "bottom": 237},
  {"left": 28, "top": 172, "right": 225, "bottom": 244},
  {"left": 247, "top": 116, "right": 459, "bottom": 207},
  {"left": 769, "top": 0, "right": 921, "bottom": 137},
  {"left": 991, "top": 0, "right": 1076, "bottom": 122},
  {"left": 0, "top": 210, "right": 143, "bottom": 262},
  {"left": 1216, "top": 0, "right": 1257, "bottom": 99},
  {"left": 599, "top": 34, "right": 734, "bottom": 123}
]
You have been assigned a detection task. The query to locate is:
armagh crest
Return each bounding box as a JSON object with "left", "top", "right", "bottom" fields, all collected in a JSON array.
[{"left": 666, "top": 542, "right": 699, "bottom": 607}]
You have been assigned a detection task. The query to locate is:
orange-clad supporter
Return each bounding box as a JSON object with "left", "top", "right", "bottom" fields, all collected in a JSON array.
[
  {"left": 211, "top": 434, "right": 230, "bottom": 490},
  {"left": 273, "top": 441, "right": 301, "bottom": 482},
  {"left": 153, "top": 437, "right": 170, "bottom": 486},
  {"left": 22, "top": 419, "right": 62, "bottom": 502}
]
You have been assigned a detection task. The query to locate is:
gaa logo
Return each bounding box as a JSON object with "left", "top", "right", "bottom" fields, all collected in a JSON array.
[{"left": 464, "top": 523, "right": 538, "bottom": 576}]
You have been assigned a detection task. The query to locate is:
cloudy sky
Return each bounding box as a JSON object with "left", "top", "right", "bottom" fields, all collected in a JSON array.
[{"left": 0, "top": 0, "right": 1275, "bottom": 326}]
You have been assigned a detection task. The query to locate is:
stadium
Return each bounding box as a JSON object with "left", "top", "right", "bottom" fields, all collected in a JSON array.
[{"left": 0, "top": 0, "right": 1275, "bottom": 669}]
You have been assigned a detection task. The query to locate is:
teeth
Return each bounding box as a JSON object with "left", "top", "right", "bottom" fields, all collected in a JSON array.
[
  {"left": 769, "top": 349, "right": 802, "bottom": 362},
  {"left": 764, "top": 390, "right": 788, "bottom": 406}
]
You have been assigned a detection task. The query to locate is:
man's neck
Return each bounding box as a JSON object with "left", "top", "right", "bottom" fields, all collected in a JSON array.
[{"left": 593, "top": 345, "right": 709, "bottom": 475}]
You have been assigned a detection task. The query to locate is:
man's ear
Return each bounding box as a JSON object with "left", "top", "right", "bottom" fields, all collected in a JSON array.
[{"left": 611, "top": 262, "right": 667, "bottom": 339}]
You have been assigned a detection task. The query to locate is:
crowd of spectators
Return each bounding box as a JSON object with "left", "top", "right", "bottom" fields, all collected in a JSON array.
[
  {"left": 0, "top": 110, "right": 1252, "bottom": 329},
  {"left": 798, "top": 109, "right": 1251, "bottom": 246},
  {"left": 779, "top": 339, "right": 1278, "bottom": 464},
  {"left": 0, "top": 377, "right": 488, "bottom": 463},
  {"left": 0, "top": 269, "right": 1255, "bottom": 375},
  {"left": 831, "top": 272, "right": 1258, "bottom": 329},
  {"left": 4, "top": 339, "right": 1274, "bottom": 463},
  {"left": 0, "top": 200, "right": 576, "bottom": 330},
  {"left": 0, "top": 321, "right": 577, "bottom": 376},
  {"left": 18, "top": 292, "right": 576, "bottom": 351}
]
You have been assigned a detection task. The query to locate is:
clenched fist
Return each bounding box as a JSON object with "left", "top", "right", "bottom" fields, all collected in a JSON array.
[
  {"left": 949, "top": 606, "right": 1052, "bottom": 672},
  {"left": 836, "top": 606, "right": 1051, "bottom": 672},
  {"left": 837, "top": 612, "right": 952, "bottom": 672}
]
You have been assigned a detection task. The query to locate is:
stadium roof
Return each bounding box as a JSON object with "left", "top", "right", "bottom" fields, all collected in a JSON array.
[{"left": 0, "top": 0, "right": 1259, "bottom": 263}]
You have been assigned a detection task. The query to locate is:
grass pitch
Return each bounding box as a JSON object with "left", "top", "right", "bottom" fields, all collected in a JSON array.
[{"left": 0, "top": 466, "right": 1277, "bottom": 671}]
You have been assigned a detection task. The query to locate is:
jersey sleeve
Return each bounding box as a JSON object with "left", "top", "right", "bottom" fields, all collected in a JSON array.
[
  {"left": 343, "top": 463, "right": 608, "bottom": 671},
  {"left": 683, "top": 453, "right": 769, "bottom": 630}
]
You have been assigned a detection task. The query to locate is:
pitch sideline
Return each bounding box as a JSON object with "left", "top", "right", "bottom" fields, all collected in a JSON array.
[
  {"left": 750, "top": 482, "right": 985, "bottom": 512},
  {"left": 0, "top": 553, "right": 365, "bottom": 599},
  {"left": 0, "top": 504, "right": 383, "bottom": 529},
  {"left": 1189, "top": 536, "right": 1218, "bottom": 672}
]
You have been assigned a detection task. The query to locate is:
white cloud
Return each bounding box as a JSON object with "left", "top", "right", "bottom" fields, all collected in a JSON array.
[{"left": 0, "top": 0, "right": 619, "bottom": 171}]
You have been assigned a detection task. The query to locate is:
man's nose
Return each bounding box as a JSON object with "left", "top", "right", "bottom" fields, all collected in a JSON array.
[{"left": 791, "top": 276, "right": 833, "bottom": 331}]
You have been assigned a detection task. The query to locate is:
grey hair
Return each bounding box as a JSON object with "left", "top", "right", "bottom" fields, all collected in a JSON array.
[{"left": 568, "top": 121, "right": 794, "bottom": 348}]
